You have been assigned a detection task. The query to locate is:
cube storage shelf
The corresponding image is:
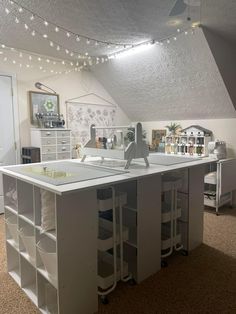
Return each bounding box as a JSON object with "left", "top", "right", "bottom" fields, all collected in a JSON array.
[{"left": 2, "top": 162, "right": 206, "bottom": 314}]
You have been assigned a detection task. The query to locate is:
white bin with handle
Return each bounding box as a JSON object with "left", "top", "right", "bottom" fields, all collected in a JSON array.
[{"left": 37, "top": 238, "right": 57, "bottom": 287}]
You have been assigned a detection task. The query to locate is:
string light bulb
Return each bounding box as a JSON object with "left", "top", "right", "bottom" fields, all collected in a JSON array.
[
  {"left": 18, "top": 7, "right": 23, "bottom": 12},
  {"left": 43, "top": 34, "right": 48, "bottom": 38},
  {"left": 55, "top": 26, "right": 59, "bottom": 32},
  {"left": 31, "top": 30, "right": 36, "bottom": 36},
  {"left": 24, "top": 24, "right": 29, "bottom": 30},
  {"left": 44, "top": 20, "right": 49, "bottom": 26},
  {"left": 76, "top": 36, "right": 80, "bottom": 42},
  {"left": 30, "top": 14, "right": 35, "bottom": 20},
  {"left": 5, "top": 8, "right": 10, "bottom": 14},
  {"left": 66, "top": 32, "right": 71, "bottom": 38},
  {"left": 86, "top": 39, "right": 90, "bottom": 45},
  {"left": 56, "top": 45, "right": 60, "bottom": 51},
  {"left": 15, "top": 17, "right": 19, "bottom": 23}
]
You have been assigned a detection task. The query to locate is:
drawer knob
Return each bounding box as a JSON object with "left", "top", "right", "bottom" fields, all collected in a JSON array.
[
  {"left": 46, "top": 132, "right": 51, "bottom": 136},
  {"left": 62, "top": 147, "right": 66, "bottom": 151}
]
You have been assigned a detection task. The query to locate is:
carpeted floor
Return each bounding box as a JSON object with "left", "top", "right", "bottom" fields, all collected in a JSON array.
[{"left": 1, "top": 207, "right": 236, "bottom": 314}]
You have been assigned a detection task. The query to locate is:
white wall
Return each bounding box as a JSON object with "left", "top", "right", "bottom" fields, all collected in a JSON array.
[
  {"left": 0, "top": 52, "right": 130, "bottom": 149},
  {"left": 142, "top": 119, "right": 236, "bottom": 158}
]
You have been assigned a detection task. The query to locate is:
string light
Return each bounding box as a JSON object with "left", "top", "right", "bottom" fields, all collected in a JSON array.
[
  {"left": 4, "top": 8, "right": 91, "bottom": 60},
  {"left": 7, "top": 0, "right": 131, "bottom": 49},
  {"left": 5, "top": 8, "right": 10, "bottom": 14}
]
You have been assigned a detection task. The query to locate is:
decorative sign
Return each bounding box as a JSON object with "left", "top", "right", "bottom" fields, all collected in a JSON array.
[
  {"left": 29, "top": 91, "right": 59, "bottom": 126},
  {"left": 66, "top": 103, "right": 116, "bottom": 146}
]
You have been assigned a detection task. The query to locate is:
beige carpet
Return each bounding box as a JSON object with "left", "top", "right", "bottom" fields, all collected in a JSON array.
[{"left": 1, "top": 208, "right": 236, "bottom": 314}]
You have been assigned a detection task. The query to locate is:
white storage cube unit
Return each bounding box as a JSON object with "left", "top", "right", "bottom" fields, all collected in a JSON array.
[
  {"left": 30, "top": 128, "right": 72, "bottom": 162},
  {"left": 3, "top": 174, "right": 98, "bottom": 314}
]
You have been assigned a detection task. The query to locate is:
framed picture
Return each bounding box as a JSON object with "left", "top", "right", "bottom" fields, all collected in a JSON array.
[
  {"left": 29, "top": 91, "right": 60, "bottom": 126},
  {"left": 151, "top": 129, "right": 166, "bottom": 152}
]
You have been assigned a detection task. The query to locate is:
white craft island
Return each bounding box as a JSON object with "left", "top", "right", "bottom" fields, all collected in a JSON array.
[{"left": 1, "top": 154, "right": 215, "bottom": 314}]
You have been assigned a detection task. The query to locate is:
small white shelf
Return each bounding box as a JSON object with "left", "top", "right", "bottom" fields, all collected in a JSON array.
[
  {"left": 98, "top": 252, "right": 129, "bottom": 290},
  {"left": 23, "top": 285, "right": 37, "bottom": 306},
  {"left": 204, "top": 192, "right": 231, "bottom": 208},
  {"left": 204, "top": 171, "right": 217, "bottom": 185},
  {"left": 35, "top": 225, "right": 56, "bottom": 241},
  {"left": 6, "top": 238, "right": 19, "bottom": 251},
  {"left": 97, "top": 192, "right": 127, "bottom": 212},
  {"left": 162, "top": 234, "right": 181, "bottom": 250},
  {"left": 98, "top": 218, "right": 129, "bottom": 251},
  {"left": 9, "top": 270, "right": 21, "bottom": 285},
  {"left": 162, "top": 205, "right": 182, "bottom": 223},
  {"left": 19, "top": 213, "right": 34, "bottom": 225},
  {"left": 37, "top": 266, "right": 58, "bottom": 289}
]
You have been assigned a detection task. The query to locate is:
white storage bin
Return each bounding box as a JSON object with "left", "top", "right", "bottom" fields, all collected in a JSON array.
[
  {"left": 37, "top": 238, "right": 57, "bottom": 285},
  {"left": 5, "top": 215, "right": 18, "bottom": 248},
  {"left": 19, "top": 226, "right": 35, "bottom": 264}
]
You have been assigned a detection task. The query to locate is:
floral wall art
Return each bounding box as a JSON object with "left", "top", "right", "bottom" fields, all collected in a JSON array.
[{"left": 66, "top": 102, "right": 116, "bottom": 146}]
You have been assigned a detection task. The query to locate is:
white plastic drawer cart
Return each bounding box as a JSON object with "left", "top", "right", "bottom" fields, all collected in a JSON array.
[{"left": 204, "top": 159, "right": 236, "bottom": 215}]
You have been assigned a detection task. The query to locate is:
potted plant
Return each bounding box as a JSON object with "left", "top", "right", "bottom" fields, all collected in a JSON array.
[{"left": 165, "top": 122, "right": 181, "bottom": 135}]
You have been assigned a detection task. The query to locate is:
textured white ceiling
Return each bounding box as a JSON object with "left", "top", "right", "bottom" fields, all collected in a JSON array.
[
  {"left": 92, "top": 27, "right": 236, "bottom": 121},
  {"left": 0, "top": 0, "right": 235, "bottom": 60}
]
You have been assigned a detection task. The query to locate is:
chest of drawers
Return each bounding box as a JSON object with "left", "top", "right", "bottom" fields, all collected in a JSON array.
[{"left": 30, "top": 128, "right": 72, "bottom": 161}]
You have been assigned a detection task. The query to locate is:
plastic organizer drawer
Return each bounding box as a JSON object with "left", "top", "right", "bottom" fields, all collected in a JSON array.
[
  {"left": 161, "top": 202, "right": 181, "bottom": 223},
  {"left": 41, "top": 138, "right": 56, "bottom": 145},
  {"left": 161, "top": 234, "right": 181, "bottom": 250},
  {"left": 97, "top": 191, "right": 127, "bottom": 212},
  {"left": 57, "top": 137, "right": 70, "bottom": 145},
  {"left": 42, "top": 146, "right": 57, "bottom": 154},
  {"left": 41, "top": 154, "right": 56, "bottom": 161},
  {"left": 57, "top": 144, "right": 70, "bottom": 152},
  {"left": 97, "top": 252, "right": 128, "bottom": 290},
  {"left": 98, "top": 218, "right": 129, "bottom": 251},
  {"left": 57, "top": 152, "right": 71, "bottom": 160},
  {"left": 41, "top": 130, "right": 56, "bottom": 137},
  {"left": 57, "top": 130, "right": 70, "bottom": 137}
]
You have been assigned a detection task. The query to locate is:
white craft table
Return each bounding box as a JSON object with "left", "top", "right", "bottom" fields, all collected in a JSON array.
[{"left": 1, "top": 154, "right": 215, "bottom": 314}]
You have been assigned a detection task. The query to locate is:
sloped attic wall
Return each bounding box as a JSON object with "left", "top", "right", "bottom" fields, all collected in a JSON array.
[
  {"left": 92, "top": 27, "right": 236, "bottom": 121},
  {"left": 203, "top": 27, "right": 236, "bottom": 110}
]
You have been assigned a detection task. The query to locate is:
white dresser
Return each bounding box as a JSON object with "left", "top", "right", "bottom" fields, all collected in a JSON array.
[{"left": 30, "top": 128, "right": 72, "bottom": 162}]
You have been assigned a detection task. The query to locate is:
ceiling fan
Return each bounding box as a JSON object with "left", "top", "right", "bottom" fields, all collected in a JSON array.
[{"left": 169, "top": 0, "right": 201, "bottom": 17}]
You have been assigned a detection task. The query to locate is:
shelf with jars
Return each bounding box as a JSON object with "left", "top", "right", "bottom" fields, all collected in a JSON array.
[{"left": 165, "top": 125, "right": 212, "bottom": 157}]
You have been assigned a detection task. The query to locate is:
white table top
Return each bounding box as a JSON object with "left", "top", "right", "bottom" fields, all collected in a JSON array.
[{"left": 0, "top": 154, "right": 216, "bottom": 195}]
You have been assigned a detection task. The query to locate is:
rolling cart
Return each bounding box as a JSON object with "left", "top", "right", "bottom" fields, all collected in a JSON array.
[
  {"left": 97, "top": 187, "right": 131, "bottom": 304},
  {"left": 161, "top": 175, "right": 183, "bottom": 266}
]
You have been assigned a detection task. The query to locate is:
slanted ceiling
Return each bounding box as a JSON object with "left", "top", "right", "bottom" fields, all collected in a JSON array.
[
  {"left": 92, "top": 27, "right": 236, "bottom": 121},
  {"left": 0, "top": 0, "right": 236, "bottom": 120}
]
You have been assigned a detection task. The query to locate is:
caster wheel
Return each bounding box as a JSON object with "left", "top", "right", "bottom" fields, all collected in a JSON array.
[
  {"left": 181, "top": 250, "right": 188, "bottom": 256},
  {"left": 161, "top": 260, "right": 168, "bottom": 268},
  {"left": 216, "top": 213, "right": 220, "bottom": 216},
  {"left": 128, "top": 278, "right": 137, "bottom": 286},
  {"left": 101, "top": 296, "right": 109, "bottom": 305}
]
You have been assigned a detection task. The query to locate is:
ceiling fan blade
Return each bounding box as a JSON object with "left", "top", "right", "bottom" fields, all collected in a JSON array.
[{"left": 169, "top": 0, "right": 187, "bottom": 16}]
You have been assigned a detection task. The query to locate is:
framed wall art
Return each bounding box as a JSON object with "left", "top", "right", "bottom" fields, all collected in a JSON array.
[
  {"left": 29, "top": 91, "right": 60, "bottom": 126},
  {"left": 151, "top": 129, "right": 166, "bottom": 152}
]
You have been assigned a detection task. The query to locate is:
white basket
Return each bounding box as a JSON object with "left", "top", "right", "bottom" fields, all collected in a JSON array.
[
  {"left": 37, "top": 238, "right": 57, "bottom": 285},
  {"left": 19, "top": 227, "right": 35, "bottom": 264},
  {"left": 5, "top": 216, "right": 18, "bottom": 248}
]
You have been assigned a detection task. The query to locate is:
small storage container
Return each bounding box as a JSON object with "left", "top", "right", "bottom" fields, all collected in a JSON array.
[
  {"left": 5, "top": 215, "right": 18, "bottom": 248},
  {"left": 19, "top": 226, "right": 35, "bottom": 264},
  {"left": 37, "top": 238, "right": 57, "bottom": 284}
]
